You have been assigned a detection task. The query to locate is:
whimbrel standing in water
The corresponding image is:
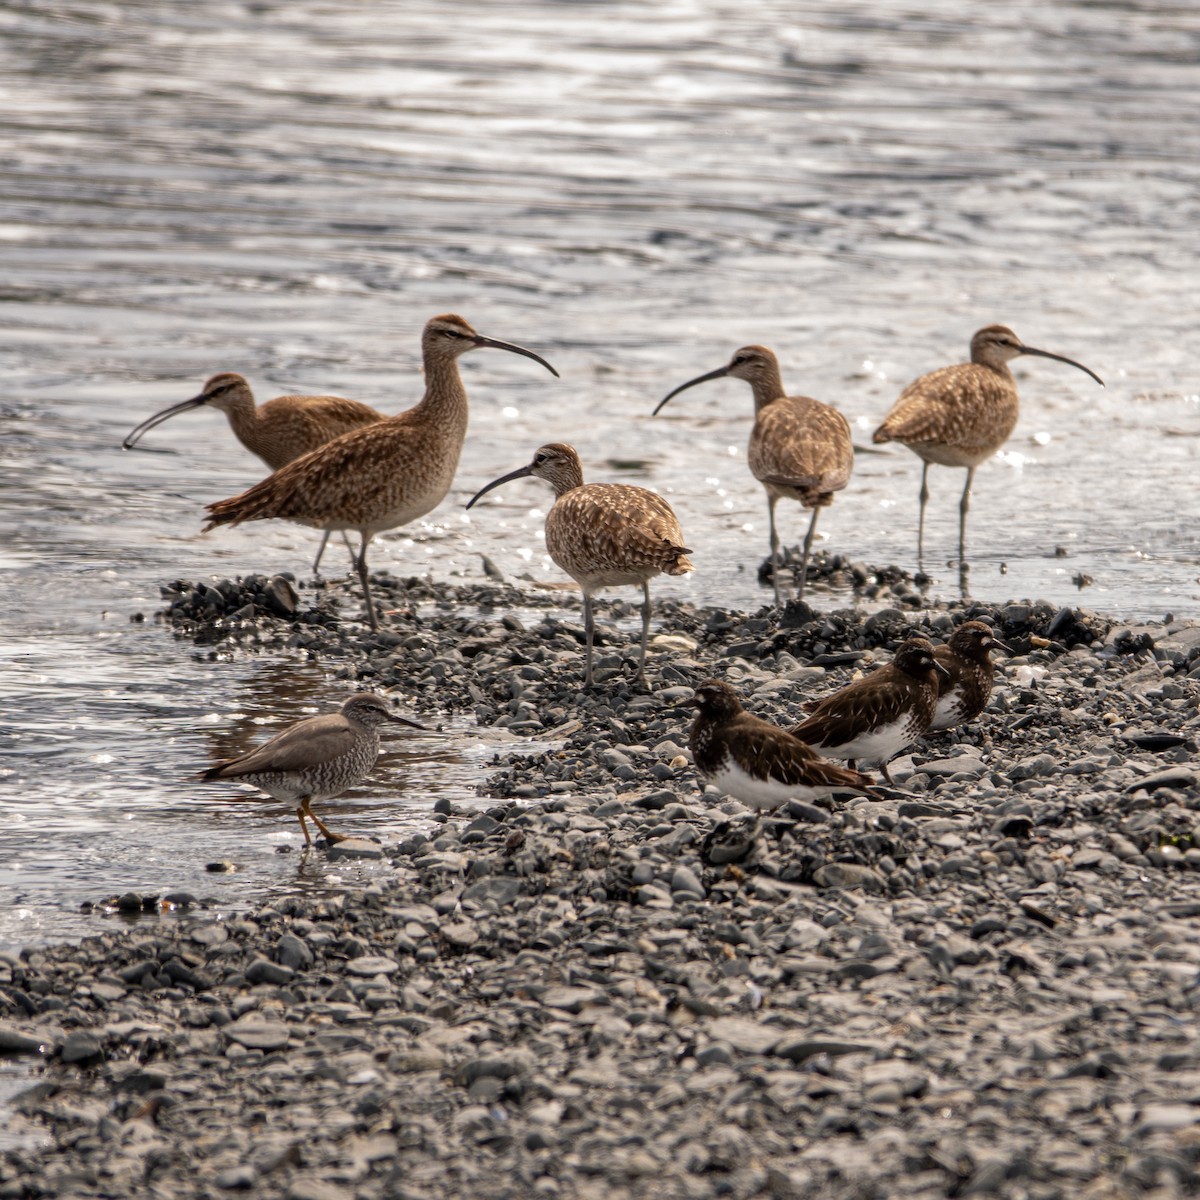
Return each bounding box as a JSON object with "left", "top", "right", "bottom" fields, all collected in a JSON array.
[
  {"left": 199, "top": 692, "right": 425, "bottom": 846},
  {"left": 655, "top": 346, "right": 853, "bottom": 605},
  {"left": 466, "top": 442, "right": 693, "bottom": 688},
  {"left": 688, "top": 679, "right": 875, "bottom": 811},
  {"left": 872, "top": 325, "right": 1103, "bottom": 567},
  {"left": 203, "top": 315, "right": 558, "bottom": 632},
  {"left": 123, "top": 372, "right": 385, "bottom": 575},
  {"left": 790, "top": 636, "right": 949, "bottom": 784}
]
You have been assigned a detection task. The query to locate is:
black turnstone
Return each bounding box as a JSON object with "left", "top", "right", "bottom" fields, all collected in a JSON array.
[
  {"left": 688, "top": 678, "right": 875, "bottom": 810},
  {"left": 790, "top": 636, "right": 949, "bottom": 783},
  {"left": 930, "top": 620, "right": 1009, "bottom": 732}
]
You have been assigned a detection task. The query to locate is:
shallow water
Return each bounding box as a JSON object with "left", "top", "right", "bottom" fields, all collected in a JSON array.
[{"left": 2, "top": 0, "right": 1198, "bottom": 948}]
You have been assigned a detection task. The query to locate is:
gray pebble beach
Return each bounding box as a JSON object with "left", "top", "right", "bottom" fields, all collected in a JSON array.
[{"left": 5, "top": 564, "right": 1200, "bottom": 1199}]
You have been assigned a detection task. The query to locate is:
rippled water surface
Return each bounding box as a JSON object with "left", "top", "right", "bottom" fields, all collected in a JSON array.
[{"left": 2, "top": 0, "right": 1198, "bottom": 948}]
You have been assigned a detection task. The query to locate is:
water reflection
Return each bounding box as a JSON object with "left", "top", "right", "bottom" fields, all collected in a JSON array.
[{"left": 1, "top": 0, "right": 1199, "bottom": 945}]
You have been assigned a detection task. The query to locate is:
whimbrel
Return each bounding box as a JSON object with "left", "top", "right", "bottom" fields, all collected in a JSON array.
[
  {"left": 655, "top": 345, "right": 853, "bottom": 605},
  {"left": 203, "top": 315, "right": 558, "bottom": 632},
  {"left": 790, "top": 637, "right": 949, "bottom": 784},
  {"left": 199, "top": 692, "right": 424, "bottom": 846},
  {"left": 872, "top": 325, "right": 1103, "bottom": 566},
  {"left": 124, "top": 372, "right": 385, "bottom": 574},
  {"left": 466, "top": 442, "right": 693, "bottom": 687},
  {"left": 688, "top": 678, "right": 875, "bottom": 811},
  {"left": 929, "top": 620, "right": 1009, "bottom": 732}
]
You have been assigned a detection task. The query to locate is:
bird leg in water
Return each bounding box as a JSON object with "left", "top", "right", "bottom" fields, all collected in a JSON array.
[
  {"left": 303, "top": 798, "right": 347, "bottom": 844},
  {"left": 917, "top": 462, "right": 930, "bottom": 567},
  {"left": 767, "top": 495, "right": 783, "bottom": 607},
  {"left": 798, "top": 505, "right": 821, "bottom": 602},
  {"left": 311, "top": 531, "right": 360, "bottom": 578},
  {"left": 295, "top": 806, "right": 314, "bottom": 847},
  {"left": 958, "top": 465, "right": 975, "bottom": 566}
]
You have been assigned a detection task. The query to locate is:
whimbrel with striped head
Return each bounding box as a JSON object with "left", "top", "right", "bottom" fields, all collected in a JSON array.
[
  {"left": 124, "top": 372, "right": 385, "bottom": 574},
  {"left": 203, "top": 315, "right": 558, "bottom": 631},
  {"left": 872, "top": 325, "right": 1103, "bottom": 566},
  {"left": 688, "top": 679, "right": 875, "bottom": 811},
  {"left": 790, "top": 636, "right": 949, "bottom": 784},
  {"left": 466, "top": 442, "right": 693, "bottom": 688},
  {"left": 199, "top": 692, "right": 425, "bottom": 846},
  {"left": 655, "top": 345, "right": 853, "bottom": 605}
]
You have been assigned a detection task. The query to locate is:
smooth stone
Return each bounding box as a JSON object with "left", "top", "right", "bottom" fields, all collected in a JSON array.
[
  {"left": 224, "top": 1018, "right": 290, "bottom": 1051},
  {"left": 0, "top": 1027, "right": 48, "bottom": 1056},
  {"left": 215, "top": 1165, "right": 259, "bottom": 1190},
  {"left": 276, "top": 934, "right": 314, "bottom": 970},
  {"left": 325, "top": 838, "right": 383, "bottom": 860},
  {"left": 920, "top": 756, "right": 985, "bottom": 778},
  {"left": 540, "top": 986, "right": 602, "bottom": 1013},
  {"left": 812, "top": 863, "right": 886, "bottom": 891},
  {"left": 344, "top": 956, "right": 400, "bottom": 977},
  {"left": 705, "top": 1016, "right": 780, "bottom": 1056},
  {"left": 773, "top": 1037, "right": 876, "bottom": 1063},
  {"left": 60, "top": 1031, "right": 103, "bottom": 1065},
  {"left": 1125, "top": 767, "right": 1197, "bottom": 793},
  {"left": 440, "top": 921, "right": 479, "bottom": 948},
  {"left": 245, "top": 959, "right": 294, "bottom": 986}
]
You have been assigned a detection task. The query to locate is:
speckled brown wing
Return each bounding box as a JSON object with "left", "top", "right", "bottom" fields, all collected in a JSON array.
[
  {"left": 255, "top": 395, "right": 384, "bottom": 468},
  {"left": 750, "top": 397, "right": 854, "bottom": 501},
  {"left": 545, "top": 484, "right": 693, "bottom": 581},
  {"left": 205, "top": 405, "right": 464, "bottom": 531},
  {"left": 872, "top": 364, "right": 1018, "bottom": 454},
  {"left": 726, "top": 714, "right": 873, "bottom": 790},
  {"left": 203, "top": 714, "right": 359, "bottom": 779},
  {"left": 790, "top": 665, "right": 914, "bottom": 747}
]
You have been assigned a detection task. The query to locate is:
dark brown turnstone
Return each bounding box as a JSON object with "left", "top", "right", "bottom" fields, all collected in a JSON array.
[
  {"left": 688, "top": 679, "right": 875, "bottom": 810},
  {"left": 200, "top": 693, "right": 424, "bottom": 846},
  {"left": 930, "top": 620, "right": 1009, "bottom": 732},
  {"left": 790, "top": 637, "right": 949, "bottom": 783}
]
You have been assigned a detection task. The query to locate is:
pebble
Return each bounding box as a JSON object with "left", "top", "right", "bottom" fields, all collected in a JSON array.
[{"left": 7, "top": 575, "right": 1200, "bottom": 1200}]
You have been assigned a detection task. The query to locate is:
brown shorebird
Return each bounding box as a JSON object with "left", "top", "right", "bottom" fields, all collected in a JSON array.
[
  {"left": 199, "top": 692, "right": 424, "bottom": 846},
  {"left": 466, "top": 442, "right": 693, "bottom": 687},
  {"left": 203, "top": 315, "right": 558, "bottom": 632},
  {"left": 124, "top": 372, "right": 385, "bottom": 575},
  {"left": 655, "top": 345, "right": 853, "bottom": 605},
  {"left": 689, "top": 679, "right": 875, "bottom": 810},
  {"left": 872, "top": 325, "right": 1103, "bottom": 566},
  {"left": 930, "top": 620, "right": 1009, "bottom": 732},
  {"left": 790, "top": 636, "right": 949, "bottom": 784}
]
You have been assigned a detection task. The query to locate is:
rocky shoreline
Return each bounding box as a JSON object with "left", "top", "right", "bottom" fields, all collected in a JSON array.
[{"left": 6, "top": 562, "right": 1200, "bottom": 1199}]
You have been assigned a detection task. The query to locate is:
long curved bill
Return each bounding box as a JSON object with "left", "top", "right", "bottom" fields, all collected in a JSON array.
[
  {"left": 931, "top": 659, "right": 952, "bottom": 681},
  {"left": 465, "top": 461, "right": 535, "bottom": 510},
  {"left": 122, "top": 393, "right": 209, "bottom": 450},
  {"left": 986, "top": 634, "right": 1013, "bottom": 654},
  {"left": 475, "top": 335, "right": 559, "bottom": 378},
  {"left": 652, "top": 364, "right": 729, "bottom": 416},
  {"left": 1019, "top": 345, "right": 1104, "bottom": 387}
]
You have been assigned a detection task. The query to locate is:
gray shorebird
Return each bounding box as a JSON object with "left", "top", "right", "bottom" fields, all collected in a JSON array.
[
  {"left": 199, "top": 692, "right": 424, "bottom": 846},
  {"left": 872, "top": 325, "right": 1103, "bottom": 566},
  {"left": 124, "top": 372, "right": 385, "bottom": 575},
  {"left": 655, "top": 345, "right": 853, "bottom": 605},
  {"left": 790, "top": 637, "right": 949, "bottom": 784},
  {"left": 203, "top": 315, "right": 558, "bottom": 632},
  {"left": 466, "top": 442, "right": 693, "bottom": 688},
  {"left": 930, "top": 620, "right": 1009, "bottom": 732},
  {"left": 689, "top": 679, "right": 875, "bottom": 810}
]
